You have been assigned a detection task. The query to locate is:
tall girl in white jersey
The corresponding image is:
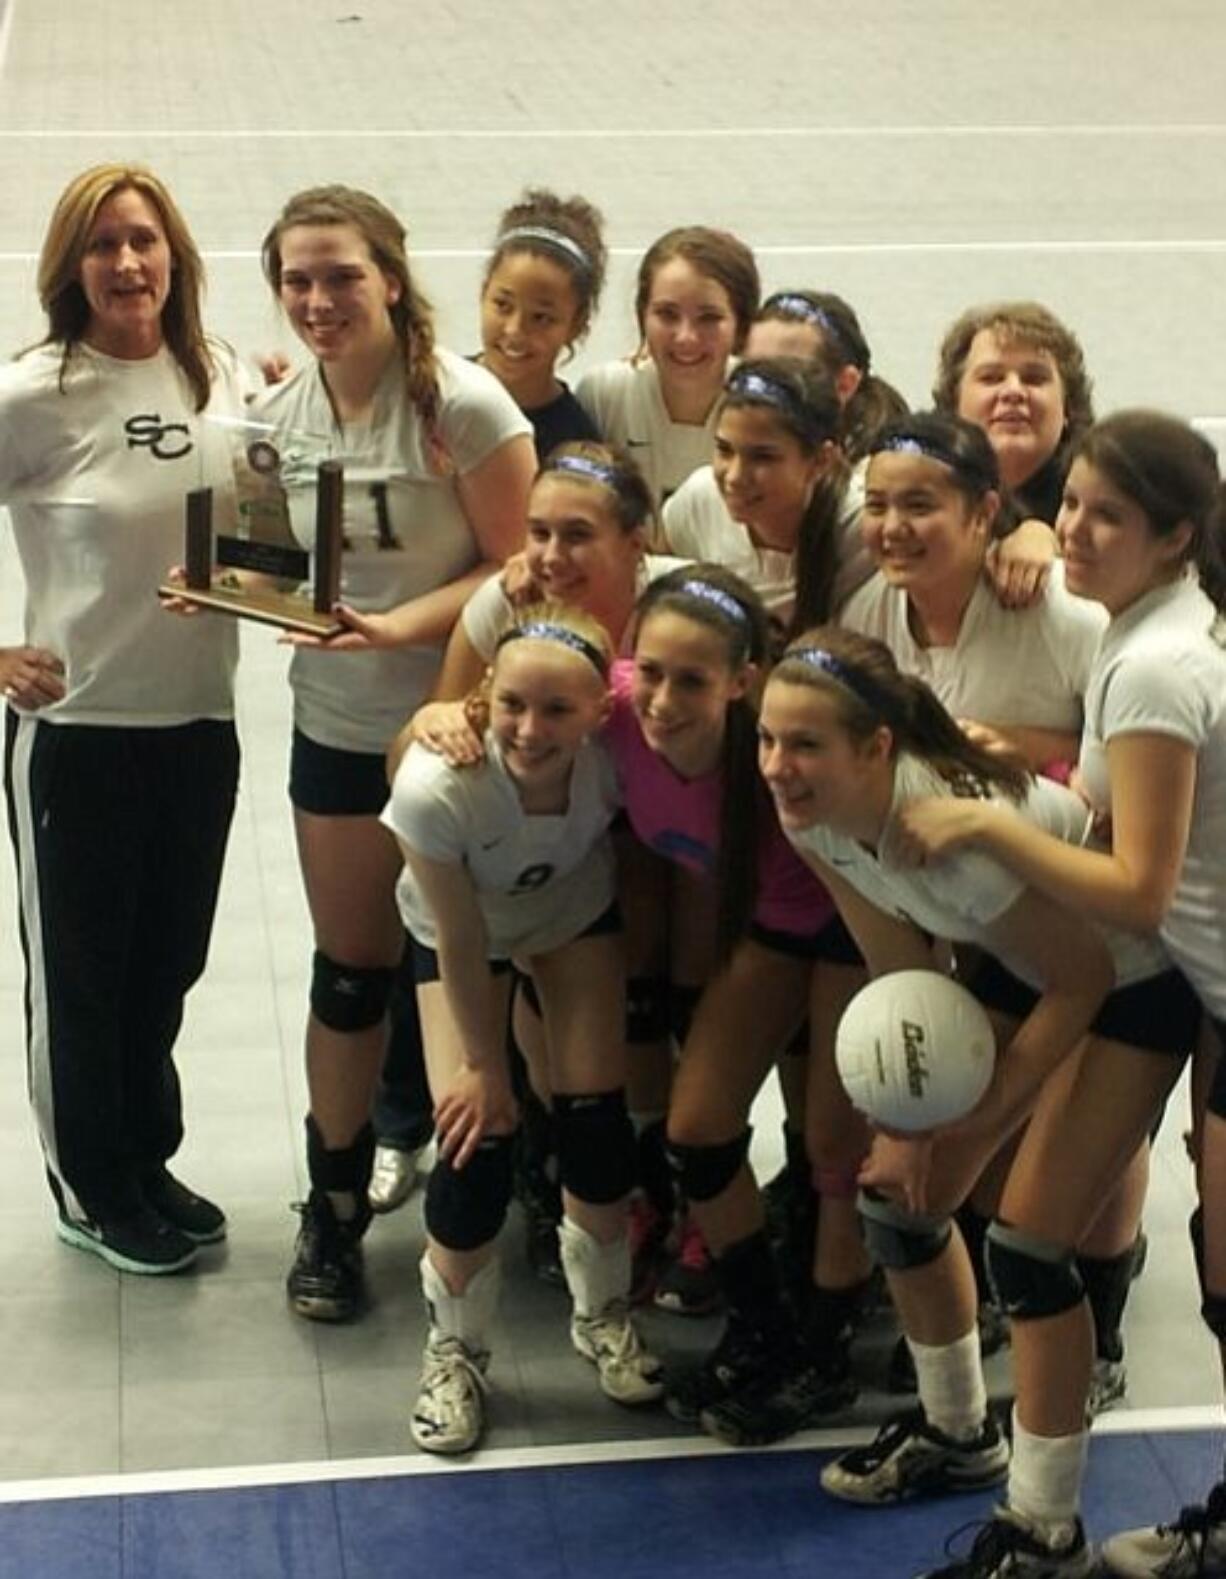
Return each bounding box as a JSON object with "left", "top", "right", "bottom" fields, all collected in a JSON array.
[
  {"left": 249, "top": 185, "right": 534, "bottom": 1324},
  {"left": 758, "top": 626, "right": 1199, "bottom": 1579},
  {"left": 576, "top": 226, "right": 759, "bottom": 511},
  {"left": 383, "top": 606, "right": 661, "bottom": 1454},
  {"left": 898, "top": 411, "right": 1226, "bottom": 1578}
]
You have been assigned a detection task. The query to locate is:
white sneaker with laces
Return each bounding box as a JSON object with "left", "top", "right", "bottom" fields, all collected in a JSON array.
[
  {"left": 410, "top": 1336, "right": 489, "bottom": 1455},
  {"left": 1085, "top": 1356, "right": 1127, "bottom": 1419},
  {"left": 368, "top": 1144, "right": 424, "bottom": 1214},
  {"left": 559, "top": 1216, "right": 663, "bottom": 1405},
  {"left": 571, "top": 1305, "right": 664, "bottom": 1405},
  {"left": 1100, "top": 1477, "right": 1226, "bottom": 1577}
]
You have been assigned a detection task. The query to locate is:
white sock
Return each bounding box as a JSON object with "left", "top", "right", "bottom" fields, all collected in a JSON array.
[
  {"left": 909, "top": 1329, "right": 986, "bottom": 1442},
  {"left": 1008, "top": 1413, "right": 1088, "bottom": 1543},
  {"left": 559, "top": 1217, "right": 630, "bottom": 1317},
  {"left": 420, "top": 1253, "right": 499, "bottom": 1356}
]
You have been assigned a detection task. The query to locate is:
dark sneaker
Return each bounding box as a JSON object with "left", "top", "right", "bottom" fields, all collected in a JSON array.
[
  {"left": 654, "top": 1213, "right": 723, "bottom": 1317},
  {"left": 286, "top": 1193, "right": 366, "bottom": 1321},
  {"left": 820, "top": 1406, "right": 1010, "bottom": 1505},
  {"left": 1100, "top": 1475, "right": 1226, "bottom": 1577},
  {"left": 889, "top": 1302, "right": 1010, "bottom": 1393},
  {"left": 141, "top": 1169, "right": 226, "bottom": 1244},
  {"left": 57, "top": 1205, "right": 198, "bottom": 1275},
  {"left": 664, "top": 1315, "right": 776, "bottom": 1424},
  {"left": 919, "top": 1508, "right": 1093, "bottom": 1577},
  {"left": 700, "top": 1344, "right": 858, "bottom": 1446}
]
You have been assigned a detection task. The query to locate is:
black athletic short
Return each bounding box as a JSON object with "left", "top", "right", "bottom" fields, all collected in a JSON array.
[
  {"left": 289, "top": 727, "right": 389, "bottom": 816},
  {"left": 966, "top": 954, "right": 1202, "bottom": 1056},
  {"left": 748, "top": 909, "right": 864, "bottom": 966},
  {"left": 409, "top": 902, "right": 622, "bottom": 988}
]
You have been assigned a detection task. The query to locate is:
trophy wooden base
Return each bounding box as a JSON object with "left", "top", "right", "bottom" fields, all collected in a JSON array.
[{"left": 158, "top": 580, "right": 344, "bottom": 637}]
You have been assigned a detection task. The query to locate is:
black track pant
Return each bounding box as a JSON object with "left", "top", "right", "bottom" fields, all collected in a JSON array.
[{"left": 5, "top": 713, "right": 239, "bottom": 1222}]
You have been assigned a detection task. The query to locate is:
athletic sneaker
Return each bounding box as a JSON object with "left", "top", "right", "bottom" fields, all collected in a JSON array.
[
  {"left": 918, "top": 1507, "right": 1094, "bottom": 1577},
  {"left": 1100, "top": 1475, "right": 1226, "bottom": 1577},
  {"left": 367, "top": 1144, "right": 423, "bottom": 1215},
  {"left": 410, "top": 1336, "right": 489, "bottom": 1455},
  {"left": 654, "top": 1213, "right": 723, "bottom": 1317},
  {"left": 664, "top": 1313, "right": 778, "bottom": 1424},
  {"left": 140, "top": 1169, "right": 226, "bottom": 1244},
  {"left": 286, "top": 1193, "right": 366, "bottom": 1322},
  {"left": 1086, "top": 1356, "right": 1128, "bottom": 1419},
  {"left": 57, "top": 1205, "right": 198, "bottom": 1275},
  {"left": 570, "top": 1304, "right": 664, "bottom": 1405},
  {"left": 699, "top": 1344, "right": 858, "bottom": 1446},
  {"left": 820, "top": 1406, "right": 1010, "bottom": 1505}
]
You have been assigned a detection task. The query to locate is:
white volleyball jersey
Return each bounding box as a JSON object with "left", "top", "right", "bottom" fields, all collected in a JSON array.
[
  {"left": 460, "top": 552, "right": 690, "bottom": 663},
  {"left": 839, "top": 560, "right": 1105, "bottom": 734},
  {"left": 661, "top": 462, "right": 869, "bottom": 625},
  {"left": 0, "top": 341, "right": 243, "bottom": 725},
  {"left": 1078, "top": 571, "right": 1226, "bottom": 1015},
  {"left": 787, "top": 753, "right": 1165, "bottom": 989},
  {"left": 575, "top": 359, "right": 723, "bottom": 509},
  {"left": 249, "top": 348, "right": 530, "bottom": 753},
  {"left": 383, "top": 734, "right": 619, "bottom": 957}
]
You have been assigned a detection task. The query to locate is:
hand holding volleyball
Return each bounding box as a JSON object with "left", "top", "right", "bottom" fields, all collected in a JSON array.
[{"left": 835, "top": 971, "right": 996, "bottom": 1132}]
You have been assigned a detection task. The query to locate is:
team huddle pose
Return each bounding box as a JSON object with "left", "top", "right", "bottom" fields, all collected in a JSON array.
[{"left": 1, "top": 159, "right": 1224, "bottom": 1579}]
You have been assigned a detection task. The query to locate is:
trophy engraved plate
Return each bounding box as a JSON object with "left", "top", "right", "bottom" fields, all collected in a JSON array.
[{"left": 160, "top": 418, "right": 345, "bottom": 636}]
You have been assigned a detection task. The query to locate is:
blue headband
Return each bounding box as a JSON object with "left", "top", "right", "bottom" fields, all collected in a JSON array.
[
  {"left": 765, "top": 295, "right": 854, "bottom": 363},
  {"left": 547, "top": 452, "right": 620, "bottom": 488},
  {"left": 499, "top": 225, "right": 591, "bottom": 274},
  {"left": 725, "top": 367, "right": 803, "bottom": 417},
  {"left": 496, "top": 620, "right": 608, "bottom": 676},
  {"left": 872, "top": 433, "right": 996, "bottom": 491},
  {"left": 679, "top": 580, "right": 749, "bottom": 624},
  {"left": 785, "top": 647, "right": 897, "bottom": 721}
]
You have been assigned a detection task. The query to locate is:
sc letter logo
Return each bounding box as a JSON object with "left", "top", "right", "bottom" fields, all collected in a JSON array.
[{"left": 124, "top": 413, "right": 193, "bottom": 461}]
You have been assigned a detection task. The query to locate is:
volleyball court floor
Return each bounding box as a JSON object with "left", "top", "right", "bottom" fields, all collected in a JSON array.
[{"left": 0, "top": 1, "right": 1223, "bottom": 1573}]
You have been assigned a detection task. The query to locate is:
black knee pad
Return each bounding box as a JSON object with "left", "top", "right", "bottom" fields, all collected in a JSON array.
[
  {"left": 553, "top": 1090, "right": 635, "bottom": 1205},
  {"left": 986, "top": 1220, "right": 1083, "bottom": 1320},
  {"left": 310, "top": 951, "right": 393, "bottom": 1033},
  {"left": 666, "top": 1128, "right": 752, "bottom": 1203},
  {"left": 626, "top": 976, "right": 670, "bottom": 1044},
  {"left": 1190, "top": 1206, "right": 1226, "bottom": 1342},
  {"left": 668, "top": 983, "right": 702, "bottom": 1046},
  {"left": 858, "top": 1189, "right": 951, "bottom": 1270},
  {"left": 425, "top": 1134, "right": 516, "bottom": 1251}
]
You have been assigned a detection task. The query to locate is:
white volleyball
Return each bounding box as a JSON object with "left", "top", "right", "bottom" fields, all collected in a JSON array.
[{"left": 835, "top": 970, "right": 995, "bottom": 1132}]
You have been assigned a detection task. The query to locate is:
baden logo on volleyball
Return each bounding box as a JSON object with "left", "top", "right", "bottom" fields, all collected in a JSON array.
[{"left": 835, "top": 971, "right": 995, "bottom": 1131}]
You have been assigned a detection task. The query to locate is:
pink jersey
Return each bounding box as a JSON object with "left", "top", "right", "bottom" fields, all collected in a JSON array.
[{"left": 604, "top": 662, "right": 835, "bottom": 937}]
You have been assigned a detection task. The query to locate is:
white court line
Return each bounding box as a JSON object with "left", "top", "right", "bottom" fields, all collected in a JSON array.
[
  {"left": 1, "top": 123, "right": 1226, "bottom": 140},
  {"left": 2, "top": 239, "right": 1226, "bottom": 266},
  {"left": 0, "top": 1404, "right": 1217, "bottom": 1507}
]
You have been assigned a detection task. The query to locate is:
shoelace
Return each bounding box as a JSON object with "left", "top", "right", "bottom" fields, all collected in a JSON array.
[
  {"left": 1157, "top": 1483, "right": 1226, "bottom": 1573},
  {"left": 938, "top": 1514, "right": 1023, "bottom": 1570},
  {"left": 422, "top": 1340, "right": 488, "bottom": 1406}
]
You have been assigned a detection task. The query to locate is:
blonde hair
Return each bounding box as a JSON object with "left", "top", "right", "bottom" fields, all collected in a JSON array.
[
  {"left": 35, "top": 163, "right": 213, "bottom": 409},
  {"left": 466, "top": 600, "right": 613, "bottom": 735}
]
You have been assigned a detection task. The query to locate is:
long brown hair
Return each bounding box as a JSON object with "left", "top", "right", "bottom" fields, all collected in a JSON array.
[
  {"left": 35, "top": 163, "right": 214, "bottom": 409},
  {"left": 773, "top": 625, "right": 1030, "bottom": 802},
  {"left": 633, "top": 564, "right": 771, "bottom": 961},
  {"left": 262, "top": 186, "right": 443, "bottom": 461}
]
